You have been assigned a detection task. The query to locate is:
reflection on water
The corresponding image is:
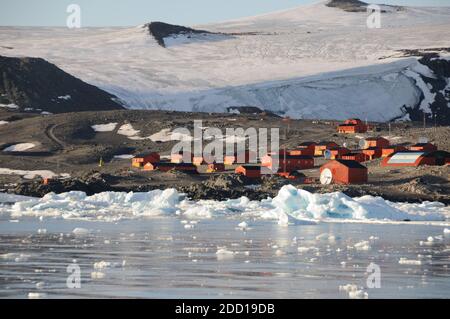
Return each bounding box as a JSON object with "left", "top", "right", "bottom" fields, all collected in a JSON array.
[{"left": 0, "top": 218, "right": 449, "bottom": 298}]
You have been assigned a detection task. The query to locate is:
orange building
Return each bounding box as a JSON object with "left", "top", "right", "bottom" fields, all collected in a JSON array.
[
  {"left": 327, "top": 147, "right": 351, "bottom": 159},
  {"left": 261, "top": 154, "right": 314, "bottom": 171},
  {"left": 361, "top": 147, "right": 382, "bottom": 160},
  {"left": 337, "top": 119, "right": 368, "bottom": 134},
  {"left": 235, "top": 165, "right": 261, "bottom": 178},
  {"left": 320, "top": 160, "right": 368, "bottom": 185},
  {"left": 132, "top": 153, "right": 160, "bottom": 168},
  {"left": 381, "top": 151, "right": 436, "bottom": 167},
  {"left": 207, "top": 163, "right": 225, "bottom": 173},
  {"left": 381, "top": 145, "right": 407, "bottom": 157},
  {"left": 340, "top": 152, "right": 367, "bottom": 163},
  {"left": 363, "top": 137, "right": 390, "bottom": 149},
  {"left": 409, "top": 143, "right": 438, "bottom": 152},
  {"left": 315, "top": 141, "right": 339, "bottom": 156},
  {"left": 171, "top": 151, "right": 194, "bottom": 164},
  {"left": 224, "top": 151, "right": 256, "bottom": 165}
]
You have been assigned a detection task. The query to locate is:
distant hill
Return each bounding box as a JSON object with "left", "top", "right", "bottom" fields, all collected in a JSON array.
[
  {"left": 146, "top": 22, "right": 213, "bottom": 47},
  {"left": 0, "top": 55, "right": 124, "bottom": 114}
]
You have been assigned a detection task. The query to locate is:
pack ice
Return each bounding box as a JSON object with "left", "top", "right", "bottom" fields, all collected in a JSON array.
[{"left": 0, "top": 185, "right": 448, "bottom": 223}]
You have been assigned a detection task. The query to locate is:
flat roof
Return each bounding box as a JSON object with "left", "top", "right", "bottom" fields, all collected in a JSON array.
[{"left": 335, "top": 159, "right": 367, "bottom": 169}]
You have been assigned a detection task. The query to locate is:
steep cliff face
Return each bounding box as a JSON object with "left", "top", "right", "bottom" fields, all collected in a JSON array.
[
  {"left": 0, "top": 56, "right": 124, "bottom": 113},
  {"left": 403, "top": 56, "right": 450, "bottom": 125}
]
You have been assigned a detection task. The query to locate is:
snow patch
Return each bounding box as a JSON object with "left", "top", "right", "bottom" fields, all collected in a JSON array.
[
  {"left": 0, "top": 168, "right": 69, "bottom": 179},
  {"left": 3, "top": 143, "right": 36, "bottom": 152},
  {"left": 91, "top": 123, "right": 117, "bottom": 132}
]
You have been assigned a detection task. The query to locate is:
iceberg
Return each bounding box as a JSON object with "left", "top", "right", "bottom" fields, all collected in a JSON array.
[{"left": 0, "top": 185, "right": 448, "bottom": 223}]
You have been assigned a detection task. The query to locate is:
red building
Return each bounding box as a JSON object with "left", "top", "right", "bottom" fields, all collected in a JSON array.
[
  {"left": 381, "top": 151, "right": 449, "bottom": 167},
  {"left": 337, "top": 119, "right": 368, "bottom": 134},
  {"left": 132, "top": 152, "right": 160, "bottom": 168},
  {"left": 171, "top": 151, "right": 194, "bottom": 164},
  {"left": 261, "top": 154, "right": 314, "bottom": 171},
  {"left": 193, "top": 156, "right": 206, "bottom": 166},
  {"left": 409, "top": 143, "right": 438, "bottom": 152},
  {"left": 224, "top": 151, "right": 256, "bottom": 165},
  {"left": 381, "top": 145, "right": 407, "bottom": 157},
  {"left": 288, "top": 148, "right": 315, "bottom": 156},
  {"left": 207, "top": 163, "right": 225, "bottom": 173},
  {"left": 327, "top": 147, "right": 350, "bottom": 159},
  {"left": 235, "top": 165, "right": 261, "bottom": 178},
  {"left": 340, "top": 152, "right": 367, "bottom": 163},
  {"left": 320, "top": 160, "right": 368, "bottom": 185},
  {"left": 315, "top": 141, "right": 339, "bottom": 156},
  {"left": 361, "top": 147, "right": 382, "bottom": 160},
  {"left": 363, "top": 137, "right": 390, "bottom": 149}
]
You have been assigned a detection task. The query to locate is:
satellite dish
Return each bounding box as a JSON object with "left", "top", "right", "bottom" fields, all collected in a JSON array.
[
  {"left": 320, "top": 168, "right": 333, "bottom": 185},
  {"left": 343, "top": 142, "right": 348, "bottom": 148},
  {"left": 324, "top": 150, "right": 332, "bottom": 160},
  {"left": 418, "top": 137, "right": 429, "bottom": 144},
  {"left": 359, "top": 139, "right": 367, "bottom": 150}
]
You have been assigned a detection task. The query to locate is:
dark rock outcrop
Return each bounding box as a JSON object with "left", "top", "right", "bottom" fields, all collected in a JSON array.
[
  {"left": 146, "top": 22, "right": 212, "bottom": 47},
  {"left": 403, "top": 56, "right": 450, "bottom": 125},
  {"left": 0, "top": 55, "right": 125, "bottom": 113}
]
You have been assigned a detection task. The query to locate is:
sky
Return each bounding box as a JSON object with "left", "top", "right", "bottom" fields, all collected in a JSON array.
[{"left": 0, "top": 0, "right": 450, "bottom": 27}]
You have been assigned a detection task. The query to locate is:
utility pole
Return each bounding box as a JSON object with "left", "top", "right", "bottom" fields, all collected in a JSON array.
[
  {"left": 423, "top": 113, "right": 426, "bottom": 130},
  {"left": 388, "top": 122, "right": 391, "bottom": 138}
]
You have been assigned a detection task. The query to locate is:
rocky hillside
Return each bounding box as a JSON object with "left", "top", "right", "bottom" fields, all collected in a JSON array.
[
  {"left": 146, "top": 22, "right": 212, "bottom": 47},
  {"left": 0, "top": 55, "right": 124, "bottom": 113}
]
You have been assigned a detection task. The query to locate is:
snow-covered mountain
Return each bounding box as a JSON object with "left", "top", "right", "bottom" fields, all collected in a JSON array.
[{"left": 0, "top": 1, "right": 449, "bottom": 122}]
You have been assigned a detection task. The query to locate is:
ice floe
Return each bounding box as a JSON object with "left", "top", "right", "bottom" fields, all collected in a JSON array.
[{"left": 0, "top": 185, "right": 448, "bottom": 224}]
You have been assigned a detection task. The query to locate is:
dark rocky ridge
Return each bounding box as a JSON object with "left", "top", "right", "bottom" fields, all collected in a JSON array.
[
  {"left": 0, "top": 55, "right": 125, "bottom": 114},
  {"left": 326, "top": 0, "right": 403, "bottom": 13},
  {"left": 146, "top": 22, "right": 213, "bottom": 47},
  {"left": 403, "top": 56, "right": 450, "bottom": 125}
]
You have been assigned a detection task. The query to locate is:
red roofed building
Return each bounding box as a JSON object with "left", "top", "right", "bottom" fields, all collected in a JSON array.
[
  {"left": 363, "top": 137, "right": 390, "bottom": 149},
  {"left": 340, "top": 152, "right": 367, "bottom": 163},
  {"left": 315, "top": 141, "right": 339, "bottom": 156},
  {"left": 361, "top": 147, "right": 382, "bottom": 160},
  {"left": 328, "top": 147, "right": 351, "bottom": 159},
  {"left": 381, "top": 145, "right": 407, "bottom": 157},
  {"left": 235, "top": 165, "right": 261, "bottom": 178},
  {"left": 337, "top": 119, "right": 368, "bottom": 134},
  {"left": 132, "top": 152, "right": 160, "bottom": 168},
  {"left": 224, "top": 151, "right": 256, "bottom": 165},
  {"left": 261, "top": 153, "right": 314, "bottom": 171},
  {"left": 171, "top": 151, "right": 194, "bottom": 164},
  {"left": 409, "top": 143, "right": 438, "bottom": 152},
  {"left": 320, "top": 160, "right": 368, "bottom": 185}
]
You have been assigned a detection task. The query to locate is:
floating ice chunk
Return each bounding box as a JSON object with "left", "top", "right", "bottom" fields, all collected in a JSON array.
[
  {"left": 444, "top": 228, "right": 450, "bottom": 234},
  {"left": 354, "top": 240, "right": 371, "bottom": 251},
  {"left": 36, "top": 282, "right": 46, "bottom": 289},
  {"left": 91, "top": 272, "right": 106, "bottom": 279},
  {"left": 1, "top": 253, "right": 31, "bottom": 262},
  {"left": 237, "top": 221, "right": 248, "bottom": 230},
  {"left": 37, "top": 228, "right": 47, "bottom": 234},
  {"left": 28, "top": 292, "right": 47, "bottom": 299},
  {"left": 399, "top": 258, "right": 422, "bottom": 265},
  {"left": 339, "top": 284, "right": 368, "bottom": 299},
  {"left": 93, "top": 261, "right": 112, "bottom": 269},
  {"left": 72, "top": 228, "right": 90, "bottom": 235},
  {"left": 216, "top": 248, "right": 235, "bottom": 260}
]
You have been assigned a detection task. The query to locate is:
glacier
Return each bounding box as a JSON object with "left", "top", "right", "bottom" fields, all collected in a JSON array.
[{"left": 0, "top": 2, "right": 449, "bottom": 121}]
